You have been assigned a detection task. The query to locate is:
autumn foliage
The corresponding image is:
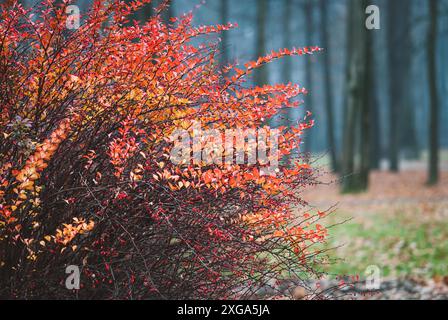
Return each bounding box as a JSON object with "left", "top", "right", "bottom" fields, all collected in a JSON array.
[{"left": 0, "top": 0, "right": 328, "bottom": 299}]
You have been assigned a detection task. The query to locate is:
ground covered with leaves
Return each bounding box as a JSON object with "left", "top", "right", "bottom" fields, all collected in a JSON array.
[{"left": 297, "top": 159, "right": 448, "bottom": 299}]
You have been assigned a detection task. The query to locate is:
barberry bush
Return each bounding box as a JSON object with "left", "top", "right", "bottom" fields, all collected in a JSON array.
[{"left": 0, "top": 0, "right": 328, "bottom": 299}]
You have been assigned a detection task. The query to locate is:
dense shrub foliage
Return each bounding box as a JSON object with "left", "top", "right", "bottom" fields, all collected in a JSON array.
[{"left": 0, "top": 0, "right": 328, "bottom": 299}]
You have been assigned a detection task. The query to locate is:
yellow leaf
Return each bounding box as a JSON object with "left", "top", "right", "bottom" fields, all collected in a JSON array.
[
  {"left": 20, "top": 180, "right": 34, "bottom": 191},
  {"left": 18, "top": 193, "right": 27, "bottom": 200}
]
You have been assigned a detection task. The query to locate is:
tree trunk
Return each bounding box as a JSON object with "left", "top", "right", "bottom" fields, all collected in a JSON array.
[
  {"left": 283, "top": 0, "right": 292, "bottom": 121},
  {"left": 386, "top": 0, "right": 401, "bottom": 172},
  {"left": 254, "top": 0, "right": 269, "bottom": 87},
  {"left": 427, "top": 0, "right": 439, "bottom": 185},
  {"left": 359, "top": 15, "right": 374, "bottom": 191},
  {"left": 220, "top": 0, "right": 230, "bottom": 67},
  {"left": 369, "top": 0, "right": 381, "bottom": 170},
  {"left": 400, "top": 1, "right": 419, "bottom": 160},
  {"left": 341, "top": 0, "right": 369, "bottom": 193},
  {"left": 138, "top": 1, "right": 153, "bottom": 22},
  {"left": 303, "top": 0, "right": 314, "bottom": 154},
  {"left": 369, "top": 57, "right": 381, "bottom": 170},
  {"left": 320, "top": 0, "right": 338, "bottom": 172},
  {"left": 163, "top": 0, "right": 174, "bottom": 25},
  {"left": 282, "top": 0, "right": 293, "bottom": 84}
]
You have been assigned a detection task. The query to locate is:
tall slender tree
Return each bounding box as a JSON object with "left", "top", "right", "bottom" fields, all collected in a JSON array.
[
  {"left": 359, "top": 12, "right": 375, "bottom": 191},
  {"left": 427, "top": 0, "right": 440, "bottom": 185},
  {"left": 138, "top": 0, "right": 153, "bottom": 22},
  {"left": 386, "top": 0, "right": 419, "bottom": 171},
  {"left": 400, "top": 1, "right": 419, "bottom": 160},
  {"left": 163, "top": 0, "right": 174, "bottom": 25},
  {"left": 369, "top": 67, "right": 381, "bottom": 169},
  {"left": 341, "top": 0, "right": 370, "bottom": 193},
  {"left": 368, "top": 0, "right": 382, "bottom": 170},
  {"left": 340, "top": 0, "right": 356, "bottom": 192},
  {"left": 319, "top": 0, "right": 338, "bottom": 172},
  {"left": 303, "top": 0, "right": 314, "bottom": 153},
  {"left": 220, "top": 0, "right": 230, "bottom": 67},
  {"left": 283, "top": 0, "right": 293, "bottom": 128},
  {"left": 386, "top": 0, "right": 401, "bottom": 172},
  {"left": 282, "top": 0, "right": 293, "bottom": 85},
  {"left": 254, "top": 0, "right": 269, "bottom": 87}
]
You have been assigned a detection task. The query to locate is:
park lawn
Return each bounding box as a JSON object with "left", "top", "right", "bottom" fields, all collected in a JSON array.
[{"left": 320, "top": 207, "right": 448, "bottom": 279}]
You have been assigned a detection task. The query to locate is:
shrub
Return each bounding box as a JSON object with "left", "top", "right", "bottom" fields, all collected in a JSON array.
[{"left": 0, "top": 0, "right": 327, "bottom": 299}]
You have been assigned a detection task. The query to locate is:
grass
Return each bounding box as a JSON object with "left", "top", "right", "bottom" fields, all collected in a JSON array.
[
  {"left": 321, "top": 209, "right": 448, "bottom": 279},
  {"left": 301, "top": 153, "right": 448, "bottom": 281}
]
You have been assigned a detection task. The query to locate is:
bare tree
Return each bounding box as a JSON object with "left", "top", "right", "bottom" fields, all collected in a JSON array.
[
  {"left": 386, "top": 0, "right": 419, "bottom": 171},
  {"left": 220, "top": 0, "right": 230, "bottom": 67},
  {"left": 254, "top": 0, "right": 269, "bottom": 87},
  {"left": 138, "top": 0, "right": 153, "bottom": 22},
  {"left": 427, "top": 0, "right": 440, "bottom": 185},
  {"left": 359, "top": 12, "right": 374, "bottom": 191},
  {"left": 163, "top": 0, "right": 174, "bottom": 25},
  {"left": 319, "top": 0, "right": 338, "bottom": 172},
  {"left": 282, "top": 0, "right": 293, "bottom": 84},
  {"left": 283, "top": 0, "right": 294, "bottom": 134},
  {"left": 341, "top": 0, "right": 370, "bottom": 193},
  {"left": 303, "top": 0, "right": 314, "bottom": 153}
]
